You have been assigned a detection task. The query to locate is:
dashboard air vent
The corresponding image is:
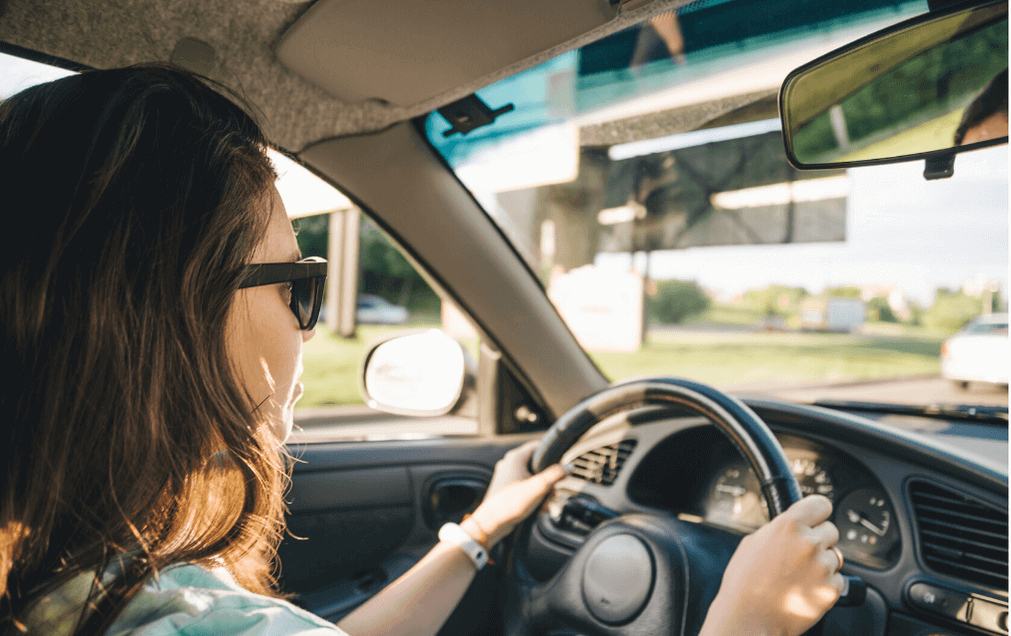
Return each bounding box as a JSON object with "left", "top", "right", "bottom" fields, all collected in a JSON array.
[
  {"left": 909, "top": 481, "right": 1008, "bottom": 590},
  {"left": 570, "top": 439, "right": 637, "bottom": 486}
]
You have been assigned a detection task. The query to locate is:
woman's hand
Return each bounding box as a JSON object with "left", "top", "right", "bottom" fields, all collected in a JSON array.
[
  {"left": 701, "top": 494, "right": 845, "bottom": 636},
  {"left": 463, "top": 441, "right": 566, "bottom": 547}
]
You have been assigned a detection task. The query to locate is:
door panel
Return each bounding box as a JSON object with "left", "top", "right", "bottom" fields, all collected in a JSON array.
[{"left": 278, "top": 435, "right": 536, "bottom": 628}]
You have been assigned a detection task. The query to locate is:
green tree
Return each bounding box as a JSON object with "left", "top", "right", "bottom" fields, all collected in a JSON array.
[
  {"left": 907, "top": 301, "right": 924, "bottom": 326},
  {"left": 825, "top": 286, "right": 861, "bottom": 299},
  {"left": 866, "top": 295, "right": 899, "bottom": 323},
  {"left": 359, "top": 219, "right": 440, "bottom": 314},
  {"left": 649, "top": 280, "right": 710, "bottom": 324},
  {"left": 742, "top": 285, "right": 807, "bottom": 317},
  {"left": 293, "top": 214, "right": 330, "bottom": 258},
  {"left": 925, "top": 288, "right": 983, "bottom": 332}
]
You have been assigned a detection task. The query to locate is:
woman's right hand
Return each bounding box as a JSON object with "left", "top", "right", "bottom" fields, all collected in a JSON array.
[
  {"left": 700, "top": 494, "right": 845, "bottom": 636},
  {"left": 463, "top": 441, "right": 566, "bottom": 547}
]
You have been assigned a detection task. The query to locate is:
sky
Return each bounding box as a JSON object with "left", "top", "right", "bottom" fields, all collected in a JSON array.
[{"left": 596, "top": 145, "right": 1009, "bottom": 306}]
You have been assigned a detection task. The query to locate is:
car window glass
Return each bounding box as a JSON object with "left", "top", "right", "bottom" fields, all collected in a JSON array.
[
  {"left": 423, "top": 2, "right": 1008, "bottom": 412},
  {"left": 293, "top": 212, "right": 481, "bottom": 439}
]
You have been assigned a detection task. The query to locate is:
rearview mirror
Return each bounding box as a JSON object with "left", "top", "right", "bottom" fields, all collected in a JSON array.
[
  {"left": 360, "top": 329, "right": 476, "bottom": 417},
  {"left": 781, "top": 1, "right": 1007, "bottom": 176}
]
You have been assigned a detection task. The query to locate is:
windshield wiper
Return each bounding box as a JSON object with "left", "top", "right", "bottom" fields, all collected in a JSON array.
[{"left": 811, "top": 400, "right": 1009, "bottom": 424}]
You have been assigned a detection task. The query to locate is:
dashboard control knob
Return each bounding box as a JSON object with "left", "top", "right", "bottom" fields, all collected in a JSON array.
[
  {"left": 835, "top": 575, "right": 867, "bottom": 606},
  {"left": 907, "top": 582, "right": 972, "bottom": 622}
]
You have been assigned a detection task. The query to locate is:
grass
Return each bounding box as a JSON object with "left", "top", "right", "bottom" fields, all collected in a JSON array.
[
  {"left": 836, "top": 108, "right": 964, "bottom": 164},
  {"left": 592, "top": 330, "right": 943, "bottom": 390},
  {"left": 299, "top": 319, "right": 946, "bottom": 408},
  {"left": 300, "top": 322, "right": 441, "bottom": 408}
]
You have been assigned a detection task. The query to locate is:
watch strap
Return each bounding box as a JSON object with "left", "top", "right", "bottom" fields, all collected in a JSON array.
[{"left": 439, "top": 522, "right": 489, "bottom": 570}]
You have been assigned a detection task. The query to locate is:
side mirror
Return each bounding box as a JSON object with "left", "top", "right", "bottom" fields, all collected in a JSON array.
[
  {"left": 360, "top": 329, "right": 476, "bottom": 417},
  {"left": 781, "top": 0, "right": 1007, "bottom": 177}
]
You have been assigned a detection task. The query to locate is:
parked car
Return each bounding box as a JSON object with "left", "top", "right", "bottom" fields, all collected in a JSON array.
[
  {"left": 356, "top": 294, "right": 409, "bottom": 325},
  {"left": 1, "top": 1, "right": 1006, "bottom": 636},
  {"left": 942, "top": 313, "right": 1010, "bottom": 389}
]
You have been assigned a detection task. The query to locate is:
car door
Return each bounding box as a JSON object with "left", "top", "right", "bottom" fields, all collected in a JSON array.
[
  {"left": 278, "top": 430, "right": 534, "bottom": 632},
  {"left": 279, "top": 330, "right": 558, "bottom": 634}
]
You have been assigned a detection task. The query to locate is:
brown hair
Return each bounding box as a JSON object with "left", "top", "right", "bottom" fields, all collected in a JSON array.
[
  {"left": 954, "top": 68, "right": 1008, "bottom": 146},
  {"left": 0, "top": 64, "right": 286, "bottom": 634}
]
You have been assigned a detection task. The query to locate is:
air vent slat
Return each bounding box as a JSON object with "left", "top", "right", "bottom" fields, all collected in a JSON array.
[
  {"left": 910, "top": 481, "right": 1008, "bottom": 590},
  {"left": 918, "top": 517, "right": 1008, "bottom": 541},
  {"left": 921, "top": 529, "right": 1009, "bottom": 554},
  {"left": 923, "top": 556, "right": 1009, "bottom": 583},
  {"left": 922, "top": 542, "right": 1007, "bottom": 567},
  {"left": 569, "top": 440, "right": 637, "bottom": 486},
  {"left": 914, "top": 503, "right": 1007, "bottom": 528}
]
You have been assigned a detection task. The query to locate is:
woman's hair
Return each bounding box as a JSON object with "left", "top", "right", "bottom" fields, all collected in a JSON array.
[
  {"left": 954, "top": 68, "right": 1008, "bottom": 146},
  {"left": 0, "top": 64, "right": 285, "bottom": 634}
]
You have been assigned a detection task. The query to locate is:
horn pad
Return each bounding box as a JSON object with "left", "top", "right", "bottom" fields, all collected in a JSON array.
[{"left": 581, "top": 534, "right": 655, "bottom": 624}]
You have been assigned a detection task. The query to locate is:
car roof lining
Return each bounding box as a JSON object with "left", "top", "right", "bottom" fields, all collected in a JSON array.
[{"left": 0, "top": 0, "right": 716, "bottom": 152}]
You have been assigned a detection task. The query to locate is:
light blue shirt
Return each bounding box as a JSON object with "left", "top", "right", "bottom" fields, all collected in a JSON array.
[{"left": 25, "top": 564, "right": 349, "bottom": 636}]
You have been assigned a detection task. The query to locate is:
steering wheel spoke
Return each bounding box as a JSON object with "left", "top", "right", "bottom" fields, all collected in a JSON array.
[
  {"left": 514, "top": 514, "right": 742, "bottom": 636},
  {"left": 509, "top": 377, "right": 804, "bottom": 636}
]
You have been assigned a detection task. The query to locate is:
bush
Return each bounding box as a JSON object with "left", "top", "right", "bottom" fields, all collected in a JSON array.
[
  {"left": 925, "top": 289, "right": 983, "bottom": 332},
  {"left": 743, "top": 285, "right": 808, "bottom": 318},
  {"left": 866, "top": 295, "right": 899, "bottom": 323},
  {"left": 825, "top": 286, "right": 861, "bottom": 299},
  {"left": 649, "top": 280, "right": 710, "bottom": 324}
]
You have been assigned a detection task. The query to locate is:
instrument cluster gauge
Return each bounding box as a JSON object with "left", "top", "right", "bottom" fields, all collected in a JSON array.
[
  {"left": 704, "top": 450, "right": 837, "bottom": 533},
  {"left": 704, "top": 462, "right": 768, "bottom": 532},
  {"left": 835, "top": 487, "right": 901, "bottom": 569},
  {"left": 790, "top": 455, "right": 835, "bottom": 500}
]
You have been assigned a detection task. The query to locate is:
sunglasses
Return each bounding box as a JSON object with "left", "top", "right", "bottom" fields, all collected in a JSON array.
[{"left": 238, "top": 256, "right": 328, "bottom": 330}]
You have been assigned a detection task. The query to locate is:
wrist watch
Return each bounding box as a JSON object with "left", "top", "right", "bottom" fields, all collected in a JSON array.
[{"left": 439, "top": 522, "right": 489, "bottom": 570}]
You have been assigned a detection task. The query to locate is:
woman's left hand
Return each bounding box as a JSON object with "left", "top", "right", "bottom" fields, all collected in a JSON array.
[{"left": 463, "top": 441, "right": 566, "bottom": 547}]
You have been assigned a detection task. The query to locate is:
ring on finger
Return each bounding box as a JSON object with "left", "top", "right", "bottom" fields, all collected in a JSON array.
[{"left": 830, "top": 546, "right": 844, "bottom": 573}]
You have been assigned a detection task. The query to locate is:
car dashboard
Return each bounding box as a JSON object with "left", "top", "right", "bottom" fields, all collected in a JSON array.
[{"left": 527, "top": 399, "right": 1008, "bottom": 636}]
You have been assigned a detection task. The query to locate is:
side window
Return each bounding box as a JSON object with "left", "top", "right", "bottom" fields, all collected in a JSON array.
[{"left": 288, "top": 204, "right": 481, "bottom": 439}]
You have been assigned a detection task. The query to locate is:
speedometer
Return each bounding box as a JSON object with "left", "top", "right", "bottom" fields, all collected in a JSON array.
[
  {"left": 704, "top": 463, "right": 768, "bottom": 531},
  {"left": 790, "top": 456, "right": 835, "bottom": 499},
  {"left": 704, "top": 450, "right": 836, "bottom": 532}
]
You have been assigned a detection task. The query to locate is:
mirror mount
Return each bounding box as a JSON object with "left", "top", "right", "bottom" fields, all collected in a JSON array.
[{"left": 924, "top": 153, "right": 957, "bottom": 180}]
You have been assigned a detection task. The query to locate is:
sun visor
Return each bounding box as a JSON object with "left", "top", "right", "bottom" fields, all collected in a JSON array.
[{"left": 276, "top": 0, "right": 619, "bottom": 106}]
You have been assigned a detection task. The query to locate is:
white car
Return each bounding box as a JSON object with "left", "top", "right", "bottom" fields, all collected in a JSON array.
[
  {"left": 356, "top": 294, "right": 409, "bottom": 325},
  {"left": 942, "top": 313, "right": 1009, "bottom": 388}
]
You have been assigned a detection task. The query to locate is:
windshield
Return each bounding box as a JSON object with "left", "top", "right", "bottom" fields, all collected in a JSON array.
[{"left": 424, "top": 0, "right": 1009, "bottom": 409}]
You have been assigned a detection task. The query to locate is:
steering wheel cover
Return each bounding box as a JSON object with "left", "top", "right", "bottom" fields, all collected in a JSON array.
[{"left": 529, "top": 377, "right": 802, "bottom": 517}]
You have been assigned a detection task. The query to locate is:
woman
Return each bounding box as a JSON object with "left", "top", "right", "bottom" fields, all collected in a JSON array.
[{"left": 0, "top": 65, "right": 844, "bottom": 636}]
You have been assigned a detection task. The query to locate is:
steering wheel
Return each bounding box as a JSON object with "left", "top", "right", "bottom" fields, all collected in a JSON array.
[{"left": 504, "top": 377, "right": 803, "bottom": 636}]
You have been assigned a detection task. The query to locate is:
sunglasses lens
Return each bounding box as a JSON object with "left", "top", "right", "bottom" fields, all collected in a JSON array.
[{"left": 291, "top": 277, "right": 323, "bottom": 330}]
